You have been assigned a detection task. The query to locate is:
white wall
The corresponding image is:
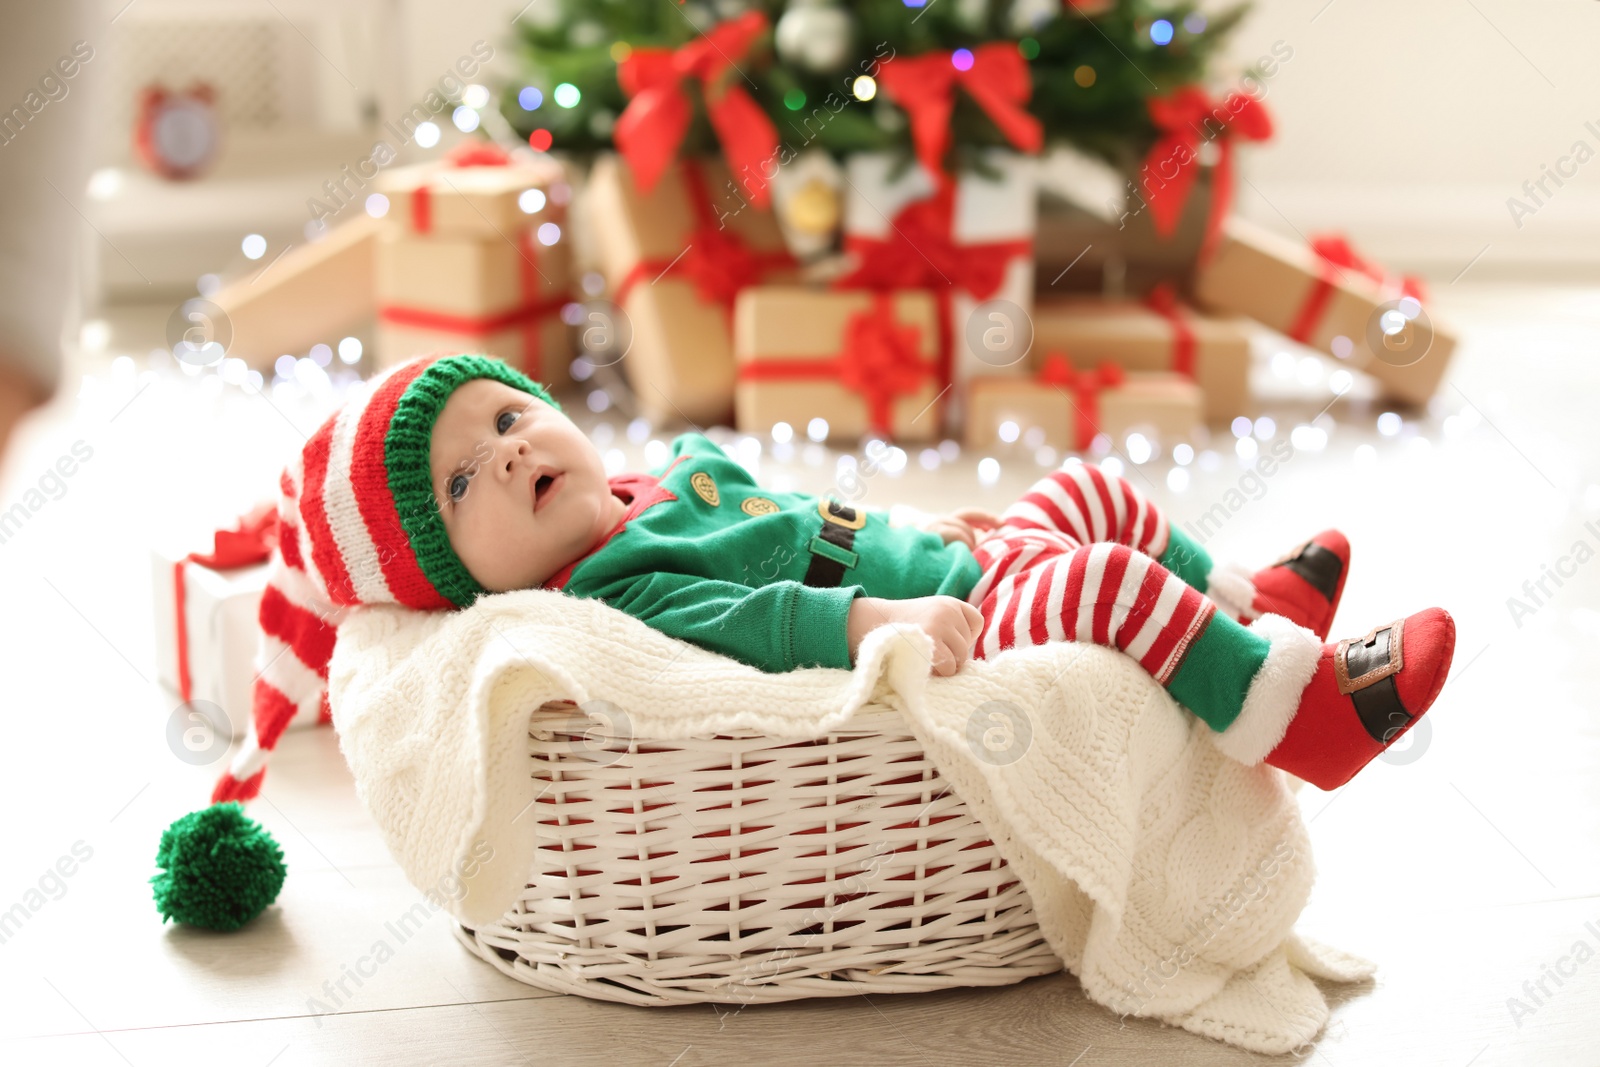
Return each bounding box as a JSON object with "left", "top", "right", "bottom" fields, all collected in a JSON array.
[{"left": 1219, "top": 0, "right": 1600, "bottom": 275}]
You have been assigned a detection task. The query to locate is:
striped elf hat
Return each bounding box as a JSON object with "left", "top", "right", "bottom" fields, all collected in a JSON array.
[{"left": 212, "top": 352, "right": 561, "bottom": 803}]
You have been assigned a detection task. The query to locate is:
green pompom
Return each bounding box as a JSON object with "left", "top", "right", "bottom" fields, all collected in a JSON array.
[{"left": 151, "top": 802, "right": 287, "bottom": 931}]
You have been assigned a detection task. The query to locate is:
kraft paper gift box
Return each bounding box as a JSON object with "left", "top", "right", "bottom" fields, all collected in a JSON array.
[
  {"left": 965, "top": 358, "right": 1203, "bottom": 453},
  {"left": 151, "top": 537, "right": 273, "bottom": 742},
  {"left": 376, "top": 151, "right": 567, "bottom": 238},
  {"left": 733, "top": 287, "right": 944, "bottom": 444},
  {"left": 1194, "top": 216, "right": 1456, "bottom": 405},
  {"left": 209, "top": 214, "right": 380, "bottom": 373},
  {"left": 377, "top": 319, "right": 572, "bottom": 383},
  {"left": 586, "top": 153, "right": 798, "bottom": 427},
  {"left": 1034, "top": 145, "right": 1219, "bottom": 297},
  {"left": 374, "top": 226, "right": 573, "bottom": 385},
  {"left": 1030, "top": 295, "right": 1254, "bottom": 423},
  {"left": 842, "top": 149, "right": 1038, "bottom": 435}
]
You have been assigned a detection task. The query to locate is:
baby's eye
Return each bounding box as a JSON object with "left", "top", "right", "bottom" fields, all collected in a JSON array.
[
  {"left": 496, "top": 409, "right": 520, "bottom": 434},
  {"left": 447, "top": 472, "right": 470, "bottom": 502}
]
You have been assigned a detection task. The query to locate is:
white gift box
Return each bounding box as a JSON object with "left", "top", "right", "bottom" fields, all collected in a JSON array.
[
  {"left": 843, "top": 149, "right": 1037, "bottom": 436},
  {"left": 151, "top": 543, "right": 271, "bottom": 742}
]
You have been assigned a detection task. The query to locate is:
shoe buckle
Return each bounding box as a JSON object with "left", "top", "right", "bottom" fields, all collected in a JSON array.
[
  {"left": 1268, "top": 538, "right": 1312, "bottom": 569},
  {"left": 1335, "top": 618, "right": 1406, "bottom": 695}
]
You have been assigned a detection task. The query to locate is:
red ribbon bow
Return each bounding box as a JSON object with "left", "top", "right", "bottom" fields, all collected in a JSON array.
[
  {"left": 613, "top": 11, "right": 780, "bottom": 207},
  {"left": 836, "top": 185, "right": 1031, "bottom": 410},
  {"left": 736, "top": 294, "right": 933, "bottom": 436},
  {"left": 441, "top": 140, "right": 513, "bottom": 168},
  {"left": 173, "top": 501, "right": 280, "bottom": 705},
  {"left": 837, "top": 299, "right": 933, "bottom": 433},
  {"left": 1141, "top": 87, "right": 1272, "bottom": 261},
  {"left": 189, "top": 500, "right": 279, "bottom": 569},
  {"left": 1310, "top": 234, "right": 1428, "bottom": 301},
  {"left": 838, "top": 185, "right": 1021, "bottom": 300},
  {"left": 613, "top": 159, "right": 794, "bottom": 314},
  {"left": 1287, "top": 233, "right": 1428, "bottom": 344},
  {"left": 676, "top": 225, "right": 765, "bottom": 307},
  {"left": 1038, "top": 353, "right": 1125, "bottom": 451},
  {"left": 876, "top": 44, "right": 1044, "bottom": 181}
]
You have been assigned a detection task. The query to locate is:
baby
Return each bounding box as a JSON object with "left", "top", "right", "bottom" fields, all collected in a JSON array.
[{"left": 224, "top": 352, "right": 1455, "bottom": 803}]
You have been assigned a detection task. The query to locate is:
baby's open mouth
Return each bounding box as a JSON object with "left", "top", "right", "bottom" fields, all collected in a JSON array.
[{"left": 531, "top": 471, "right": 563, "bottom": 512}]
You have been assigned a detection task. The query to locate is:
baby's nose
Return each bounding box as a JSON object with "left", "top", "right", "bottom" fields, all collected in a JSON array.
[{"left": 502, "top": 437, "right": 528, "bottom": 471}]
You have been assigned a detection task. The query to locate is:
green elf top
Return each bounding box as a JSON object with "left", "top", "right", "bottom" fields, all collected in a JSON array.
[{"left": 548, "top": 432, "right": 981, "bottom": 673}]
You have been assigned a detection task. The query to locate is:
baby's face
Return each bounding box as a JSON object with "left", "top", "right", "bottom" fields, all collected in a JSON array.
[{"left": 428, "top": 378, "right": 616, "bottom": 593}]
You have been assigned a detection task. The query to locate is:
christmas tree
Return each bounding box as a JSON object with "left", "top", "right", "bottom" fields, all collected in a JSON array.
[{"left": 496, "top": 0, "right": 1248, "bottom": 178}]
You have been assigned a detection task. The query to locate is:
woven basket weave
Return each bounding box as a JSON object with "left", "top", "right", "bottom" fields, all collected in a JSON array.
[{"left": 454, "top": 701, "right": 1063, "bottom": 1004}]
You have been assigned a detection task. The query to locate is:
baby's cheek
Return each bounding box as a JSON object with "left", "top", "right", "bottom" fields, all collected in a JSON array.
[{"left": 448, "top": 519, "right": 489, "bottom": 574}]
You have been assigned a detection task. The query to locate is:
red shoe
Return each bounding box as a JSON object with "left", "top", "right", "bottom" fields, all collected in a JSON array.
[
  {"left": 1247, "top": 530, "right": 1351, "bottom": 641},
  {"left": 1264, "top": 608, "right": 1455, "bottom": 790}
]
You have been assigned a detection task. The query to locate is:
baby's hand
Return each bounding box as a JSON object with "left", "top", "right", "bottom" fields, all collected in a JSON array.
[
  {"left": 846, "top": 595, "right": 984, "bottom": 677},
  {"left": 916, "top": 508, "right": 1004, "bottom": 550}
]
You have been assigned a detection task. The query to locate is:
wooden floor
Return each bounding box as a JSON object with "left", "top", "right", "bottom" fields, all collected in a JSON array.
[{"left": 2, "top": 282, "right": 1597, "bottom": 1065}]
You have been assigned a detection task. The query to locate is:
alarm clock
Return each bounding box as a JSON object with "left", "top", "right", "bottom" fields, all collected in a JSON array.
[{"left": 134, "top": 83, "right": 220, "bottom": 180}]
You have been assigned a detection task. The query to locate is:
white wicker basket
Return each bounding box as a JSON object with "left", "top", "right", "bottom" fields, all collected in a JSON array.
[{"left": 454, "top": 700, "right": 1063, "bottom": 1005}]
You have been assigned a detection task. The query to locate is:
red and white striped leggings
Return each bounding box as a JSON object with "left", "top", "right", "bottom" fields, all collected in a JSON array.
[{"left": 964, "top": 462, "right": 1216, "bottom": 685}]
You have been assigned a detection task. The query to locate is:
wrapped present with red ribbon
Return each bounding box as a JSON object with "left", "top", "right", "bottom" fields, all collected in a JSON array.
[
  {"left": 375, "top": 140, "right": 567, "bottom": 237},
  {"left": 733, "top": 287, "right": 944, "bottom": 443},
  {"left": 840, "top": 149, "right": 1039, "bottom": 436},
  {"left": 376, "top": 140, "right": 569, "bottom": 238},
  {"left": 1029, "top": 286, "right": 1254, "bottom": 422},
  {"left": 374, "top": 223, "right": 572, "bottom": 384},
  {"left": 1139, "top": 86, "right": 1272, "bottom": 264},
  {"left": 151, "top": 502, "right": 286, "bottom": 742},
  {"left": 1194, "top": 216, "right": 1456, "bottom": 405},
  {"left": 965, "top": 353, "right": 1203, "bottom": 452},
  {"left": 588, "top": 153, "right": 799, "bottom": 426}
]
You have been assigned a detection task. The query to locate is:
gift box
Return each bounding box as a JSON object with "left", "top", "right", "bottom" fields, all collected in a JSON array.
[
  {"left": 373, "top": 226, "right": 572, "bottom": 384},
  {"left": 1194, "top": 216, "right": 1455, "bottom": 405},
  {"left": 150, "top": 505, "right": 279, "bottom": 742},
  {"left": 209, "top": 214, "right": 380, "bottom": 373},
  {"left": 965, "top": 356, "right": 1203, "bottom": 453},
  {"left": 1034, "top": 195, "right": 1118, "bottom": 295},
  {"left": 734, "top": 287, "right": 944, "bottom": 443},
  {"left": 587, "top": 153, "right": 798, "bottom": 426},
  {"left": 1034, "top": 143, "right": 1219, "bottom": 297},
  {"left": 375, "top": 146, "right": 567, "bottom": 238},
  {"left": 841, "top": 149, "right": 1037, "bottom": 435},
  {"left": 1029, "top": 292, "right": 1253, "bottom": 422},
  {"left": 377, "top": 318, "right": 571, "bottom": 382}
]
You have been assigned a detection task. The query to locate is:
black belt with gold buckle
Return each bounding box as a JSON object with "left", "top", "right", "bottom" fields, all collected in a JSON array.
[{"left": 804, "top": 497, "right": 864, "bottom": 587}]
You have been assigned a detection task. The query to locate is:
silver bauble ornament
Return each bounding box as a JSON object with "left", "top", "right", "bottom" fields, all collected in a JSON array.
[{"left": 775, "top": 0, "right": 853, "bottom": 72}]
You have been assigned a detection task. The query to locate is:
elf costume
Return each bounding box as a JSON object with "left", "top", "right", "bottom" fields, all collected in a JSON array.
[{"left": 178, "top": 352, "right": 1454, "bottom": 896}]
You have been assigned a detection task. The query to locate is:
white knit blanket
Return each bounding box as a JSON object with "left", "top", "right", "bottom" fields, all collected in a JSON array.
[{"left": 326, "top": 588, "right": 1375, "bottom": 1054}]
